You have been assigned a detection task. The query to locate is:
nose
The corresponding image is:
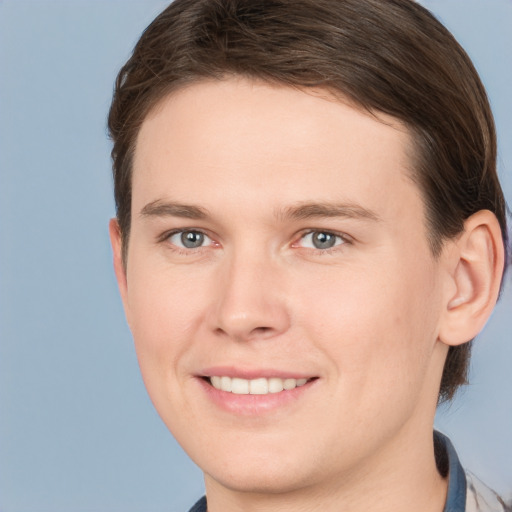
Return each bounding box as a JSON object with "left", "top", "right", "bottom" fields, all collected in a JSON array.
[{"left": 209, "top": 251, "right": 291, "bottom": 342}]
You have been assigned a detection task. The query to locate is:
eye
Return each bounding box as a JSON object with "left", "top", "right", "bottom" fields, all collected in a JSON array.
[
  {"left": 168, "top": 230, "right": 212, "bottom": 249},
  {"left": 299, "top": 231, "right": 346, "bottom": 250}
]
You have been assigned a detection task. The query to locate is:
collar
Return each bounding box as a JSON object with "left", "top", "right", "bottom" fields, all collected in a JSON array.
[{"left": 435, "top": 430, "right": 467, "bottom": 512}]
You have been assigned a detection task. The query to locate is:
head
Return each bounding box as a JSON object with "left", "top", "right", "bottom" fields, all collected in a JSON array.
[
  {"left": 109, "top": 0, "right": 507, "bottom": 403},
  {"left": 107, "top": 0, "right": 508, "bottom": 499}
]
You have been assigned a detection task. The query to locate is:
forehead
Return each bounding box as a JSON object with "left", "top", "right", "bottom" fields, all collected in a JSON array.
[{"left": 132, "top": 78, "right": 420, "bottom": 226}]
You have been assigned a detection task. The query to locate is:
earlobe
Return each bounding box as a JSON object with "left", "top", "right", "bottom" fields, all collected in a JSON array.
[
  {"left": 439, "top": 210, "right": 504, "bottom": 347},
  {"left": 109, "top": 218, "right": 130, "bottom": 318}
]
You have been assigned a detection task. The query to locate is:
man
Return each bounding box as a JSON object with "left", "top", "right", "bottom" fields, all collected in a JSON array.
[{"left": 107, "top": 1, "right": 509, "bottom": 510}]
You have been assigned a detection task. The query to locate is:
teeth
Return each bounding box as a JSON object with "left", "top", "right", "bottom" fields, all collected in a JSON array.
[
  {"left": 209, "top": 376, "right": 309, "bottom": 395},
  {"left": 220, "top": 376, "right": 232, "bottom": 392},
  {"left": 283, "top": 378, "right": 296, "bottom": 390},
  {"left": 249, "top": 378, "right": 268, "bottom": 395},
  {"left": 268, "top": 377, "right": 284, "bottom": 393},
  {"left": 210, "top": 376, "right": 222, "bottom": 389},
  {"left": 231, "top": 377, "right": 249, "bottom": 394}
]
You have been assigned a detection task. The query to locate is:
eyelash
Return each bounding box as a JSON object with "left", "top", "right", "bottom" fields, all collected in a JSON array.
[
  {"left": 158, "top": 229, "right": 352, "bottom": 254},
  {"left": 158, "top": 229, "right": 216, "bottom": 254},
  {"left": 293, "top": 230, "right": 351, "bottom": 253}
]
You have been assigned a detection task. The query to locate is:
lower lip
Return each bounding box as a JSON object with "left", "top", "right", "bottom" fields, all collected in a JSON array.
[{"left": 197, "top": 378, "right": 317, "bottom": 416}]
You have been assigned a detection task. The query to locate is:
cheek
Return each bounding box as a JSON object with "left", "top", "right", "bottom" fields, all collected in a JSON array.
[
  {"left": 292, "top": 257, "right": 440, "bottom": 393},
  {"left": 125, "top": 267, "right": 214, "bottom": 428},
  {"left": 126, "top": 265, "right": 210, "bottom": 374}
]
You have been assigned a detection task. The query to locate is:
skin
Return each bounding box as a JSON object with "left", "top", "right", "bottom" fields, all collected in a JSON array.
[{"left": 110, "top": 78, "right": 504, "bottom": 512}]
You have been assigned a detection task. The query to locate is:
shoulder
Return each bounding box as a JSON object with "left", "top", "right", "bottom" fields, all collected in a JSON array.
[{"left": 465, "top": 471, "right": 510, "bottom": 512}]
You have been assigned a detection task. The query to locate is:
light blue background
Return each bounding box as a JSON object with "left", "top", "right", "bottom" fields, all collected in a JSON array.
[{"left": 0, "top": 1, "right": 510, "bottom": 510}]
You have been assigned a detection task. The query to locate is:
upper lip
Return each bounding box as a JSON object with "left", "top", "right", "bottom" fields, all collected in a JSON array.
[{"left": 199, "top": 366, "right": 316, "bottom": 380}]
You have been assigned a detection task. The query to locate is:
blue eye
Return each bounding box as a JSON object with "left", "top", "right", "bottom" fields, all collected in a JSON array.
[
  {"left": 168, "top": 230, "right": 211, "bottom": 249},
  {"left": 300, "top": 231, "right": 345, "bottom": 249}
]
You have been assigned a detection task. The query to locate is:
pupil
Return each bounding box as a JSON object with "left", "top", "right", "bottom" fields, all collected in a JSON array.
[
  {"left": 313, "top": 232, "right": 335, "bottom": 249},
  {"left": 181, "top": 231, "right": 204, "bottom": 248}
]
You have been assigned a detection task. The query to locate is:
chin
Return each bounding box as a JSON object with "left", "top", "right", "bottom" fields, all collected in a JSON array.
[
  {"left": 206, "top": 463, "right": 314, "bottom": 496},
  {"left": 183, "top": 434, "right": 319, "bottom": 495}
]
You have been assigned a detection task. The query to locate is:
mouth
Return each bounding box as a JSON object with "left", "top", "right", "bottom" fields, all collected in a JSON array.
[
  {"left": 203, "top": 376, "right": 316, "bottom": 395},
  {"left": 198, "top": 370, "right": 319, "bottom": 415}
]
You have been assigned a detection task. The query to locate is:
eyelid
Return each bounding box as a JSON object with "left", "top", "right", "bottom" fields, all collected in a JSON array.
[
  {"left": 157, "top": 227, "right": 351, "bottom": 251},
  {"left": 292, "top": 229, "right": 352, "bottom": 250},
  {"left": 158, "top": 228, "right": 217, "bottom": 248}
]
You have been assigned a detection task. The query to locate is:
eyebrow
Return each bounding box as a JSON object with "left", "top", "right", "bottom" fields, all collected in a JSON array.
[
  {"left": 140, "top": 200, "right": 209, "bottom": 219},
  {"left": 139, "top": 199, "right": 381, "bottom": 223},
  {"left": 277, "top": 202, "right": 381, "bottom": 222}
]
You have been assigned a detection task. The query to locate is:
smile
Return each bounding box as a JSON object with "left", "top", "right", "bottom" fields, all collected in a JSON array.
[{"left": 209, "top": 376, "right": 309, "bottom": 395}]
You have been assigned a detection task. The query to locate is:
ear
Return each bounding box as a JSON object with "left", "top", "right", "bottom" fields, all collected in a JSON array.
[
  {"left": 438, "top": 210, "right": 505, "bottom": 347},
  {"left": 109, "top": 218, "right": 130, "bottom": 320}
]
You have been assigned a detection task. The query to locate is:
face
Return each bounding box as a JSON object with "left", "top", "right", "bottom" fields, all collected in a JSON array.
[{"left": 113, "top": 78, "right": 450, "bottom": 495}]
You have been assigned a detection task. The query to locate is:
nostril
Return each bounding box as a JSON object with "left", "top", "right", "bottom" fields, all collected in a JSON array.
[
  {"left": 249, "top": 326, "right": 276, "bottom": 338},
  {"left": 214, "top": 324, "right": 277, "bottom": 341},
  {"left": 253, "top": 326, "right": 272, "bottom": 333}
]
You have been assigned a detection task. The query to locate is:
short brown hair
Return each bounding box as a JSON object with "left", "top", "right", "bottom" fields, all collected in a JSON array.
[{"left": 108, "top": 0, "right": 508, "bottom": 402}]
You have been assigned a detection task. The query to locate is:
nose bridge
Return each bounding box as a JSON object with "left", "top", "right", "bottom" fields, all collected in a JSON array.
[{"left": 212, "top": 245, "right": 290, "bottom": 341}]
